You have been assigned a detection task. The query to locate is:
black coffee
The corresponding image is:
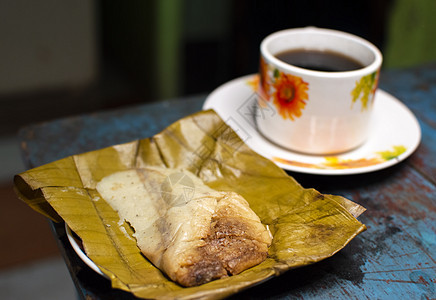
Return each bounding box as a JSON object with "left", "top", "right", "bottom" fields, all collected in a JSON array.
[{"left": 275, "top": 49, "right": 365, "bottom": 72}]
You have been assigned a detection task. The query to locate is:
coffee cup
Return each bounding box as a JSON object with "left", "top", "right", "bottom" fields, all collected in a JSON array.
[{"left": 256, "top": 27, "right": 382, "bottom": 155}]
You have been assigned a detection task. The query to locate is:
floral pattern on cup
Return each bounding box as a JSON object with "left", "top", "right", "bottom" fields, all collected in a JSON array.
[
  {"left": 258, "top": 57, "right": 309, "bottom": 120},
  {"left": 272, "top": 145, "right": 406, "bottom": 170},
  {"left": 351, "top": 70, "right": 380, "bottom": 111}
]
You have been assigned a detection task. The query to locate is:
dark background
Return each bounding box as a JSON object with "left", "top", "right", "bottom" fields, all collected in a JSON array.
[{"left": 102, "top": 0, "right": 392, "bottom": 100}]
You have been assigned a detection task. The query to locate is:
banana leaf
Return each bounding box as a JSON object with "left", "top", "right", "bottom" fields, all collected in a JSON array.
[{"left": 14, "top": 109, "right": 366, "bottom": 299}]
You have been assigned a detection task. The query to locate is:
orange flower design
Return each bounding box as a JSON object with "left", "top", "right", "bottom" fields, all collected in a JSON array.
[
  {"left": 247, "top": 59, "right": 309, "bottom": 120},
  {"left": 259, "top": 56, "right": 270, "bottom": 98},
  {"left": 246, "top": 75, "right": 268, "bottom": 108},
  {"left": 272, "top": 72, "right": 309, "bottom": 120}
]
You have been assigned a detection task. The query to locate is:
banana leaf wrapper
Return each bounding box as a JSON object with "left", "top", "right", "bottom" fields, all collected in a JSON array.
[{"left": 14, "top": 109, "right": 366, "bottom": 299}]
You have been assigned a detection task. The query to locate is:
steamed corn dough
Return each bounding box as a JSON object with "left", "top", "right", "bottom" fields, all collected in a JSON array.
[{"left": 96, "top": 167, "right": 272, "bottom": 287}]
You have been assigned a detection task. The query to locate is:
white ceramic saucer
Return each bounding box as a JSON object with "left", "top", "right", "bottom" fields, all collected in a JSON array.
[{"left": 203, "top": 74, "right": 421, "bottom": 175}]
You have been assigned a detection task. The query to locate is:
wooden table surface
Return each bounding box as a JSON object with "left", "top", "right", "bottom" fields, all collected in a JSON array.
[{"left": 18, "top": 64, "right": 436, "bottom": 299}]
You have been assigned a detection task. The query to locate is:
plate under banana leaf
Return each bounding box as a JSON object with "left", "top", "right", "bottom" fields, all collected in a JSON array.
[{"left": 14, "top": 110, "right": 366, "bottom": 299}]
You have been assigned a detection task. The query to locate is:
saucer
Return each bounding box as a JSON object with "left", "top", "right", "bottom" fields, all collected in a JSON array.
[{"left": 203, "top": 75, "right": 421, "bottom": 175}]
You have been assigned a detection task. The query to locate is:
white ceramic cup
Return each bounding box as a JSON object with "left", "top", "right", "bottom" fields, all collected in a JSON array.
[{"left": 256, "top": 27, "right": 382, "bottom": 155}]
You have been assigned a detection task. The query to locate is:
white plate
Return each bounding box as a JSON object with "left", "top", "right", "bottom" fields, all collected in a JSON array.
[
  {"left": 65, "top": 224, "right": 109, "bottom": 279},
  {"left": 203, "top": 74, "right": 421, "bottom": 175}
]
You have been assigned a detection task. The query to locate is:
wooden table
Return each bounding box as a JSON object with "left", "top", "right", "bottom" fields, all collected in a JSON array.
[{"left": 18, "top": 64, "right": 436, "bottom": 299}]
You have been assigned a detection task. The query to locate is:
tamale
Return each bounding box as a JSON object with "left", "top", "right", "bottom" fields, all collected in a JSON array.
[
  {"left": 96, "top": 166, "right": 272, "bottom": 287},
  {"left": 14, "top": 110, "right": 366, "bottom": 299}
]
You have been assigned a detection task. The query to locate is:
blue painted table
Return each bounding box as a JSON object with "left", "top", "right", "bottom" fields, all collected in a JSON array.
[{"left": 18, "top": 64, "right": 436, "bottom": 299}]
